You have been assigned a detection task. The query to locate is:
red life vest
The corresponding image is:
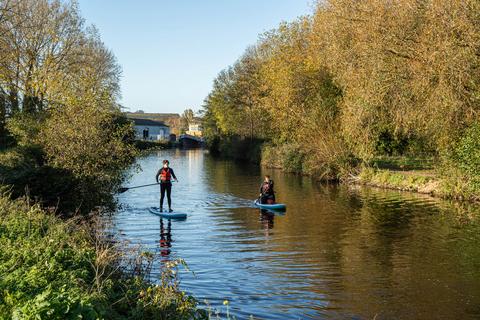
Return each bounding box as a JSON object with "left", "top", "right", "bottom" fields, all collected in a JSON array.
[
  {"left": 262, "top": 182, "right": 273, "bottom": 194},
  {"left": 160, "top": 168, "right": 172, "bottom": 182}
]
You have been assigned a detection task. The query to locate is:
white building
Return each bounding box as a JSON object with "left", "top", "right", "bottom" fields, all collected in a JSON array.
[{"left": 131, "top": 118, "right": 170, "bottom": 141}]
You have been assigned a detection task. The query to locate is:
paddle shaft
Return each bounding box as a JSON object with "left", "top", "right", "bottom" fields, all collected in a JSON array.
[
  {"left": 119, "top": 180, "right": 178, "bottom": 193},
  {"left": 125, "top": 182, "right": 159, "bottom": 190}
]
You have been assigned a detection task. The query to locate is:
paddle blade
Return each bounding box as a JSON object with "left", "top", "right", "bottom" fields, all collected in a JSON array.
[{"left": 118, "top": 187, "right": 129, "bottom": 193}]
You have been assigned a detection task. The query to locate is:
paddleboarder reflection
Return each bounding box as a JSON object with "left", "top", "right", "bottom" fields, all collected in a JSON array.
[
  {"left": 159, "top": 218, "right": 172, "bottom": 258},
  {"left": 260, "top": 209, "right": 274, "bottom": 232}
]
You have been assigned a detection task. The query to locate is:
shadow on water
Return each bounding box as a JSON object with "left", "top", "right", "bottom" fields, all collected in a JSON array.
[{"left": 110, "top": 149, "right": 480, "bottom": 320}]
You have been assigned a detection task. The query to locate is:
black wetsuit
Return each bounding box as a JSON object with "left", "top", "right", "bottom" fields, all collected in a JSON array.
[
  {"left": 155, "top": 167, "right": 177, "bottom": 209},
  {"left": 259, "top": 180, "right": 275, "bottom": 204}
]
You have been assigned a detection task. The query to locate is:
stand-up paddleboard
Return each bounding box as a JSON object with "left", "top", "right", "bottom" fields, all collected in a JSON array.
[
  {"left": 254, "top": 199, "right": 286, "bottom": 211},
  {"left": 149, "top": 207, "right": 187, "bottom": 219}
]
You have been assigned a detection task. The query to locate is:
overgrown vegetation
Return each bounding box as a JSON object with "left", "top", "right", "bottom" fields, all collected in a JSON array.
[
  {"left": 202, "top": 0, "right": 480, "bottom": 197},
  {"left": 0, "top": 193, "right": 206, "bottom": 319},
  {"left": 135, "top": 140, "right": 173, "bottom": 151},
  {"left": 357, "top": 167, "right": 437, "bottom": 194},
  {"left": 0, "top": 0, "right": 137, "bottom": 213}
]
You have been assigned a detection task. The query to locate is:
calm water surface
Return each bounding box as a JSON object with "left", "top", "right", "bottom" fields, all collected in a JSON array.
[{"left": 110, "top": 149, "right": 480, "bottom": 319}]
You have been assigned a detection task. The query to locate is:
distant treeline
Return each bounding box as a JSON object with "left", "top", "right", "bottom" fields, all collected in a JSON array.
[
  {"left": 202, "top": 0, "right": 480, "bottom": 186},
  {"left": 0, "top": 0, "right": 136, "bottom": 213}
]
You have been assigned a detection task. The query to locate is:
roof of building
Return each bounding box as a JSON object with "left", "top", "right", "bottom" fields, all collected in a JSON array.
[
  {"left": 126, "top": 112, "right": 180, "bottom": 119},
  {"left": 131, "top": 118, "right": 169, "bottom": 127}
]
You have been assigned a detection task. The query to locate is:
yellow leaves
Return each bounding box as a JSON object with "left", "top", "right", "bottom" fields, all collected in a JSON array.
[
  {"left": 39, "top": 91, "right": 136, "bottom": 181},
  {"left": 203, "top": 0, "right": 480, "bottom": 164}
]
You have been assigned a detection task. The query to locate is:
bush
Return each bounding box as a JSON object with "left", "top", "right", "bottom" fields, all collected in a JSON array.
[
  {"left": 438, "top": 122, "right": 480, "bottom": 200},
  {"left": 208, "top": 135, "right": 264, "bottom": 164},
  {"left": 0, "top": 194, "right": 205, "bottom": 319},
  {"left": 452, "top": 123, "right": 480, "bottom": 180},
  {"left": 262, "top": 140, "right": 357, "bottom": 181},
  {"left": 39, "top": 96, "right": 137, "bottom": 214},
  {"left": 0, "top": 196, "right": 100, "bottom": 319},
  {"left": 5, "top": 112, "right": 45, "bottom": 147},
  {"left": 135, "top": 140, "right": 172, "bottom": 151},
  {"left": 0, "top": 147, "right": 87, "bottom": 213}
]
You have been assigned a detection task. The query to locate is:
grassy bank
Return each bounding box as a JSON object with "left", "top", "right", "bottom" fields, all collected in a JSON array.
[
  {"left": 354, "top": 167, "right": 439, "bottom": 194},
  {"left": 260, "top": 148, "right": 480, "bottom": 202},
  {"left": 0, "top": 193, "right": 206, "bottom": 319},
  {"left": 352, "top": 167, "right": 480, "bottom": 202}
]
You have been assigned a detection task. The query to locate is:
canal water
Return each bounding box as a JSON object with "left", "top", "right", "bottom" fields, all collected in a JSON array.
[{"left": 111, "top": 149, "right": 480, "bottom": 319}]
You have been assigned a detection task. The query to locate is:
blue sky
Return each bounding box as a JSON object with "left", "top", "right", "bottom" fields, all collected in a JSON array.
[{"left": 77, "top": 0, "right": 312, "bottom": 114}]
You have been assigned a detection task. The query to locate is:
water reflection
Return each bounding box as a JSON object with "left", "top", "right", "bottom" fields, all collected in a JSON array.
[
  {"left": 159, "top": 218, "right": 172, "bottom": 259},
  {"left": 260, "top": 210, "right": 274, "bottom": 230},
  {"left": 112, "top": 149, "right": 480, "bottom": 320}
]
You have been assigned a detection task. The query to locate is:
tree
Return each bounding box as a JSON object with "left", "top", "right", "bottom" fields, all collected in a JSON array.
[
  {"left": 0, "top": 0, "right": 136, "bottom": 212},
  {"left": 202, "top": 0, "right": 480, "bottom": 179},
  {"left": 181, "top": 108, "right": 195, "bottom": 133}
]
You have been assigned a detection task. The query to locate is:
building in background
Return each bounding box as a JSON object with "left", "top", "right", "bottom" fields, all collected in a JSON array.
[
  {"left": 126, "top": 112, "right": 181, "bottom": 135},
  {"left": 186, "top": 122, "right": 203, "bottom": 137},
  {"left": 131, "top": 118, "right": 170, "bottom": 140}
]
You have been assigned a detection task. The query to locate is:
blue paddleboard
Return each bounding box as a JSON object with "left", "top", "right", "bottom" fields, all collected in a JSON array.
[
  {"left": 254, "top": 199, "right": 286, "bottom": 211},
  {"left": 149, "top": 207, "right": 187, "bottom": 219}
]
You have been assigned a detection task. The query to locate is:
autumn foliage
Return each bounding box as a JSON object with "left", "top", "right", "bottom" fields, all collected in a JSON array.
[
  {"left": 0, "top": 0, "right": 136, "bottom": 213},
  {"left": 202, "top": 0, "right": 480, "bottom": 181}
]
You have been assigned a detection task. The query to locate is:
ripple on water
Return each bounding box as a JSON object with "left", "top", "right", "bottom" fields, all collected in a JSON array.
[{"left": 108, "top": 150, "right": 480, "bottom": 320}]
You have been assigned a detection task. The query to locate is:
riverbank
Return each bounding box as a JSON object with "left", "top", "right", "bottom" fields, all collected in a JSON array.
[
  {"left": 0, "top": 193, "right": 206, "bottom": 319},
  {"left": 135, "top": 140, "right": 175, "bottom": 151},
  {"left": 352, "top": 167, "right": 480, "bottom": 202},
  {"left": 259, "top": 146, "right": 480, "bottom": 202}
]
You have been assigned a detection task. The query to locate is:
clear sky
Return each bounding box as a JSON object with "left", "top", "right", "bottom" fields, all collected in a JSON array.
[{"left": 77, "top": 0, "right": 313, "bottom": 114}]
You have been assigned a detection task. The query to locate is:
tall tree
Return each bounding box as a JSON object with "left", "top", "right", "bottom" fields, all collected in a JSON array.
[{"left": 181, "top": 108, "right": 195, "bottom": 133}]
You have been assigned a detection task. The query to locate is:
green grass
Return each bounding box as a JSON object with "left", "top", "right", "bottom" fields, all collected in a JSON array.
[
  {"left": 358, "top": 167, "right": 436, "bottom": 192},
  {"left": 356, "top": 165, "right": 480, "bottom": 202},
  {"left": 0, "top": 193, "right": 206, "bottom": 320}
]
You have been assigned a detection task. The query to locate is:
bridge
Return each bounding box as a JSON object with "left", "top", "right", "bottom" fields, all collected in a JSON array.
[{"left": 178, "top": 134, "right": 204, "bottom": 148}]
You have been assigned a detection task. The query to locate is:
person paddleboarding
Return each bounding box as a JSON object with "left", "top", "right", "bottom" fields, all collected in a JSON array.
[
  {"left": 156, "top": 159, "right": 178, "bottom": 212},
  {"left": 259, "top": 175, "right": 275, "bottom": 204}
]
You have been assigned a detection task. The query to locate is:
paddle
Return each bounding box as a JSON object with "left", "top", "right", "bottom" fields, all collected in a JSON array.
[
  {"left": 118, "top": 183, "right": 159, "bottom": 193},
  {"left": 118, "top": 181, "right": 178, "bottom": 193}
]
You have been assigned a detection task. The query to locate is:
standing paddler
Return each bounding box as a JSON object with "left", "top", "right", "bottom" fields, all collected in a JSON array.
[{"left": 156, "top": 159, "right": 178, "bottom": 212}]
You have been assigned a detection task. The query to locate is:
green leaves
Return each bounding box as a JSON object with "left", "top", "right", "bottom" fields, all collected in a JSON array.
[
  {"left": 450, "top": 122, "right": 480, "bottom": 189},
  {"left": 0, "top": 195, "right": 204, "bottom": 320}
]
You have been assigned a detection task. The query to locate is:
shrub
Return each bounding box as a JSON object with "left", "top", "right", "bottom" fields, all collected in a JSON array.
[
  {"left": 452, "top": 122, "right": 480, "bottom": 181},
  {"left": 438, "top": 122, "right": 480, "bottom": 200},
  {"left": 209, "top": 135, "right": 264, "bottom": 163},
  {"left": 0, "top": 194, "right": 206, "bottom": 319},
  {"left": 40, "top": 96, "right": 137, "bottom": 214},
  {"left": 5, "top": 112, "right": 45, "bottom": 147},
  {"left": 262, "top": 144, "right": 304, "bottom": 172},
  {"left": 135, "top": 140, "right": 172, "bottom": 151}
]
